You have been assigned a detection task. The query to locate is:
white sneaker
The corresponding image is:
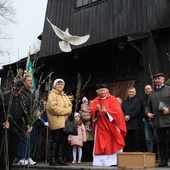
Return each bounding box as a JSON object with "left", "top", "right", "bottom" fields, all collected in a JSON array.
[
  {"left": 28, "top": 158, "right": 36, "bottom": 165},
  {"left": 18, "top": 159, "right": 28, "bottom": 165}
]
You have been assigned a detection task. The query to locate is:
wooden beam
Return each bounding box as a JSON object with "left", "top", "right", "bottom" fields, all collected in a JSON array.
[
  {"left": 130, "top": 43, "right": 143, "bottom": 55},
  {"left": 127, "top": 33, "right": 149, "bottom": 42}
]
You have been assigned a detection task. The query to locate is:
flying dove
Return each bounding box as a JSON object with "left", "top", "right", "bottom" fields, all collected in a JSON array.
[{"left": 47, "top": 17, "right": 90, "bottom": 52}]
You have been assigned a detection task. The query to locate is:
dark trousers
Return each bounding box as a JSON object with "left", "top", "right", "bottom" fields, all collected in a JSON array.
[
  {"left": 123, "top": 129, "right": 140, "bottom": 152},
  {"left": 156, "top": 127, "right": 170, "bottom": 163},
  {"left": 50, "top": 128, "right": 68, "bottom": 160},
  {"left": 51, "top": 128, "right": 68, "bottom": 146},
  {"left": 34, "top": 126, "right": 49, "bottom": 162},
  {"left": 82, "top": 140, "right": 94, "bottom": 161},
  {"left": 0, "top": 130, "right": 20, "bottom": 170}
]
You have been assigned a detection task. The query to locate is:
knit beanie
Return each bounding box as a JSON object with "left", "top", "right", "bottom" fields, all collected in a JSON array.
[
  {"left": 82, "top": 97, "right": 88, "bottom": 103},
  {"left": 74, "top": 112, "right": 80, "bottom": 117},
  {"left": 53, "top": 78, "right": 65, "bottom": 88}
]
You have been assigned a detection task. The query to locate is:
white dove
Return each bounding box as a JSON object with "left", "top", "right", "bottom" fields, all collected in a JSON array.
[{"left": 47, "top": 17, "right": 90, "bottom": 52}]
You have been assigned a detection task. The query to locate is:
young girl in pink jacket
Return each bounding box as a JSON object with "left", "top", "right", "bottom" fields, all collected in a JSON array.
[{"left": 68, "top": 112, "right": 87, "bottom": 164}]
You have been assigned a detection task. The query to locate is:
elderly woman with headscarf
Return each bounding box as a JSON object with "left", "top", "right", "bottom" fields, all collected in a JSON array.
[{"left": 46, "top": 78, "right": 72, "bottom": 166}]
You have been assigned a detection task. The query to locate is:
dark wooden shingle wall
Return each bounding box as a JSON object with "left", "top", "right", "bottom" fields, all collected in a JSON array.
[{"left": 40, "top": 0, "right": 170, "bottom": 57}]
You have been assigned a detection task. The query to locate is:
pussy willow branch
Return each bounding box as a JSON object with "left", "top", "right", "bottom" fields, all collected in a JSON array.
[
  {"left": 18, "top": 72, "right": 52, "bottom": 164},
  {"left": 80, "top": 75, "right": 91, "bottom": 95},
  {"left": 4, "top": 66, "right": 15, "bottom": 91},
  {"left": 23, "top": 72, "right": 53, "bottom": 128},
  {"left": 0, "top": 76, "right": 20, "bottom": 170},
  {"left": 148, "top": 63, "right": 154, "bottom": 88},
  {"left": 75, "top": 73, "right": 91, "bottom": 112},
  {"left": 0, "top": 92, "right": 9, "bottom": 170},
  {"left": 48, "top": 72, "right": 53, "bottom": 95}
]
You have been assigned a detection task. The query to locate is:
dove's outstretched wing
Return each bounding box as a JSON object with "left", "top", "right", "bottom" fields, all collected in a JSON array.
[
  {"left": 68, "top": 34, "right": 90, "bottom": 46},
  {"left": 47, "top": 17, "right": 64, "bottom": 40}
]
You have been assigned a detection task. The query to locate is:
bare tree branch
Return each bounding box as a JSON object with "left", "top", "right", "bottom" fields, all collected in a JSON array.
[
  {"left": 0, "top": 0, "right": 16, "bottom": 56},
  {"left": 0, "top": 0, "right": 16, "bottom": 24}
]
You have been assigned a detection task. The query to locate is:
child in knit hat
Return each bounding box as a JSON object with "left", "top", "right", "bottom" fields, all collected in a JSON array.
[{"left": 68, "top": 112, "right": 87, "bottom": 164}]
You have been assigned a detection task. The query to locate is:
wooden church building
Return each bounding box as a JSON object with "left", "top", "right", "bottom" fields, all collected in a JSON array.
[{"left": 1, "top": 0, "right": 170, "bottom": 100}]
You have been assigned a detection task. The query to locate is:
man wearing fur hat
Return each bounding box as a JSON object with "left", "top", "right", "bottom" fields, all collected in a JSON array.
[
  {"left": 145, "top": 73, "right": 170, "bottom": 167},
  {"left": 46, "top": 78, "right": 72, "bottom": 166},
  {"left": 90, "top": 84, "right": 127, "bottom": 166}
]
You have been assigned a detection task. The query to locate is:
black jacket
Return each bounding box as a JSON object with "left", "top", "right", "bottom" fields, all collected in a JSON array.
[
  {"left": 21, "top": 87, "right": 35, "bottom": 115},
  {"left": 122, "top": 96, "right": 143, "bottom": 130},
  {"left": 142, "top": 95, "right": 150, "bottom": 121},
  {"left": 21, "top": 86, "right": 41, "bottom": 126},
  {"left": 0, "top": 90, "right": 29, "bottom": 132}
]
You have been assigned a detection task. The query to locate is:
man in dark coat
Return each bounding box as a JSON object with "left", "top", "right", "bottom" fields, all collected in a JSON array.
[
  {"left": 122, "top": 86, "right": 143, "bottom": 152},
  {"left": 17, "top": 74, "right": 38, "bottom": 165},
  {"left": 0, "top": 79, "right": 32, "bottom": 170},
  {"left": 145, "top": 73, "right": 170, "bottom": 167},
  {"left": 143, "top": 85, "right": 158, "bottom": 154}
]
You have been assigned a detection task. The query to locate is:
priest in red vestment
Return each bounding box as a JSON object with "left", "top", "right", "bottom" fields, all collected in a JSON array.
[{"left": 90, "top": 84, "right": 127, "bottom": 166}]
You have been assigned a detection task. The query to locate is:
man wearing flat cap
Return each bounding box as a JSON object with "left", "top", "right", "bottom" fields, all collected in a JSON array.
[
  {"left": 145, "top": 72, "right": 170, "bottom": 167},
  {"left": 152, "top": 72, "right": 165, "bottom": 79},
  {"left": 0, "top": 79, "right": 32, "bottom": 170},
  {"left": 90, "top": 84, "right": 127, "bottom": 166}
]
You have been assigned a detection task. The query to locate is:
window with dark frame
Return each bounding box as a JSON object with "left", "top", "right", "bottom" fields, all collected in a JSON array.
[{"left": 75, "top": 0, "right": 99, "bottom": 8}]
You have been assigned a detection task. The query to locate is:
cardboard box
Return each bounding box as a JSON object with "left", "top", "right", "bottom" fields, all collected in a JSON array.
[{"left": 117, "top": 152, "right": 156, "bottom": 168}]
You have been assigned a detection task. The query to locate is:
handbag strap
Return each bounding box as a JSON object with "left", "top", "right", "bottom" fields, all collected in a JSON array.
[{"left": 68, "top": 112, "right": 74, "bottom": 122}]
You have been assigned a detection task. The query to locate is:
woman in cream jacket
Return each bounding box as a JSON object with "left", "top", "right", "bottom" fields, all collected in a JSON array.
[{"left": 46, "top": 78, "right": 72, "bottom": 166}]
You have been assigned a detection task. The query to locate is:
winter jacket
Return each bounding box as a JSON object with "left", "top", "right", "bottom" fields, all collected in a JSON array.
[
  {"left": 21, "top": 87, "right": 36, "bottom": 114},
  {"left": 145, "top": 85, "right": 170, "bottom": 129},
  {"left": 68, "top": 123, "right": 87, "bottom": 147},
  {"left": 0, "top": 90, "right": 29, "bottom": 132},
  {"left": 46, "top": 89, "right": 72, "bottom": 130},
  {"left": 79, "top": 103, "right": 91, "bottom": 122},
  {"left": 122, "top": 96, "right": 143, "bottom": 130},
  {"left": 142, "top": 95, "right": 150, "bottom": 121}
]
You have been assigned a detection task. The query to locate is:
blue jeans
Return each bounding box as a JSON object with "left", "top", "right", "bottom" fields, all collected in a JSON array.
[
  {"left": 17, "top": 124, "right": 37, "bottom": 160},
  {"left": 144, "top": 120, "right": 157, "bottom": 152}
]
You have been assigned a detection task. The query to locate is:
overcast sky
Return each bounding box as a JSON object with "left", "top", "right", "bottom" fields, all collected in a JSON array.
[{"left": 1, "top": 0, "right": 47, "bottom": 68}]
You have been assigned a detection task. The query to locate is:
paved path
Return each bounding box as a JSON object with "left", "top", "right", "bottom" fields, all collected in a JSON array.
[{"left": 12, "top": 161, "right": 170, "bottom": 170}]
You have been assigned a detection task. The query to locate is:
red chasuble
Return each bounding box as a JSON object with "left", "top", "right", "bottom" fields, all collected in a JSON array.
[{"left": 90, "top": 93, "right": 127, "bottom": 155}]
